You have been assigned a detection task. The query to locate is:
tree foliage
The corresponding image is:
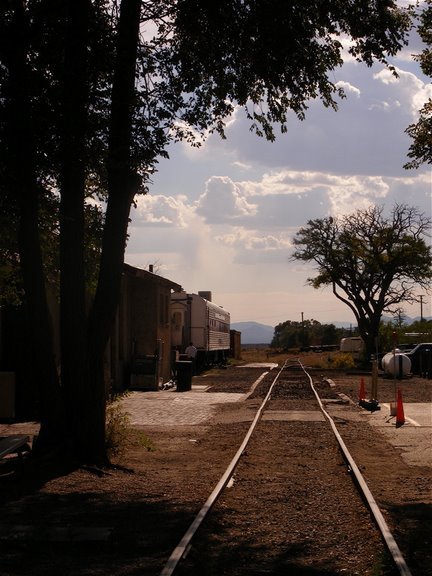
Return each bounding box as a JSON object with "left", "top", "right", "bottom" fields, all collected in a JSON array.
[
  {"left": 379, "top": 318, "right": 432, "bottom": 352},
  {"left": 291, "top": 204, "right": 432, "bottom": 359},
  {"left": 405, "top": 0, "right": 432, "bottom": 168},
  {"left": 0, "top": 0, "right": 412, "bottom": 465},
  {"left": 172, "top": 0, "right": 410, "bottom": 140},
  {"left": 271, "top": 319, "right": 346, "bottom": 350}
]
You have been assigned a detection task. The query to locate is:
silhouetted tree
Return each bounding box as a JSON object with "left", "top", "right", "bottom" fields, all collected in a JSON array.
[
  {"left": 0, "top": 0, "right": 412, "bottom": 465},
  {"left": 405, "top": 0, "right": 432, "bottom": 169},
  {"left": 291, "top": 204, "right": 432, "bottom": 360}
]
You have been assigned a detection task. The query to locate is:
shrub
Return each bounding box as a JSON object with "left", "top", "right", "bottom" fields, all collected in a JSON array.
[
  {"left": 331, "top": 353, "right": 355, "bottom": 369},
  {"left": 105, "top": 393, "right": 155, "bottom": 460},
  {"left": 105, "top": 397, "right": 131, "bottom": 459}
]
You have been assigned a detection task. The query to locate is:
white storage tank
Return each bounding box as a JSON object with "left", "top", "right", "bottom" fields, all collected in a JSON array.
[{"left": 382, "top": 350, "right": 411, "bottom": 376}]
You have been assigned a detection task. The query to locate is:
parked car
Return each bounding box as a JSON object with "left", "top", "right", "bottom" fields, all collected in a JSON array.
[
  {"left": 404, "top": 343, "right": 432, "bottom": 376},
  {"left": 396, "top": 343, "right": 416, "bottom": 353}
]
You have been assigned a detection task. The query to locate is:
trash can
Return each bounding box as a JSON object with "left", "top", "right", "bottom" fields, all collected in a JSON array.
[{"left": 176, "top": 361, "right": 192, "bottom": 392}]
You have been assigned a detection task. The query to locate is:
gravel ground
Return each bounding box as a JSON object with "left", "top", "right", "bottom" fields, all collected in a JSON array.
[{"left": 0, "top": 358, "right": 430, "bottom": 576}]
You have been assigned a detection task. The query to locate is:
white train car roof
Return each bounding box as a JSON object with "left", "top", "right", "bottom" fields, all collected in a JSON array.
[{"left": 172, "top": 291, "right": 229, "bottom": 318}]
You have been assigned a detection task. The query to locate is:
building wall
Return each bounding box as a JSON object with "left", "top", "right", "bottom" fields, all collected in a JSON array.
[
  {"left": 230, "top": 330, "right": 242, "bottom": 360},
  {"left": 110, "top": 266, "right": 181, "bottom": 391},
  {"left": 0, "top": 265, "right": 182, "bottom": 416}
]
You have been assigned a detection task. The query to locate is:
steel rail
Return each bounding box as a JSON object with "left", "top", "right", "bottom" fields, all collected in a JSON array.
[
  {"left": 159, "top": 363, "right": 286, "bottom": 576},
  {"left": 298, "top": 360, "right": 413, "bottom": 576},
  {"left": 160, "top": 360, "right": 412, "bottom": 576}
]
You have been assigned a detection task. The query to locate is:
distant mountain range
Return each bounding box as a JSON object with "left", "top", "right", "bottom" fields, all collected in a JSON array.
[
  {"left": 231, "top": 317, "right": 431, "bottom": 345},
  {"left": 231, "top": 322, "right": 274, "bottom": 344}
]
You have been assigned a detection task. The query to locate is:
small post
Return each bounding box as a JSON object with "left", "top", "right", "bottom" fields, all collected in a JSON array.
[
  {"left": 371, "top": 360, "right": 378, "bottom": 401},
  {"left": 392, "top": 331, "right": 398, "bottom": 402}
]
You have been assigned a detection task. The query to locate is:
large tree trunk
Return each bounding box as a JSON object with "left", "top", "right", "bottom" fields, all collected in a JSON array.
[
  {"left": 5, "top": 1, "right": 65, "bottom": 453},
  {"left": 356, "top": 313, "right": 381, "bottom": 364},
  {"left": 74, "top": 0, "right": 142, "bottom": 465},
  {"left": 59, "top": 0, "right": 90, "bottom": 460},
  {"left": 333, "top": 284, "right": 381, "bottom": 365}
]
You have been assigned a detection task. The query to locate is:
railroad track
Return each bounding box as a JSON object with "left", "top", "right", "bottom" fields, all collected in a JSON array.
[{"left": 160, "top": 361, "right": 412, "bottom": 576}]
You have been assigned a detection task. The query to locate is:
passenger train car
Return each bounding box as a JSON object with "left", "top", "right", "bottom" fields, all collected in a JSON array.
[{"left": 171, "top": 291, "right": 230, "bottom": 369}]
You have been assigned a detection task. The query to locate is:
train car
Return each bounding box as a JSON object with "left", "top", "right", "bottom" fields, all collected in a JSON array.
[{"left": 171, "top": 290, "right": 230, "bottom": 369}]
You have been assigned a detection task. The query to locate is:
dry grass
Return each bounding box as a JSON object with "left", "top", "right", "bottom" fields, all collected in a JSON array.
[{"left": 236, "top": 347, "right": 357, "bottom": 370}]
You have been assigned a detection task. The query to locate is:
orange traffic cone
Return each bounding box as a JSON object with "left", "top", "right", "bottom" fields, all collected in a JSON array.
[
  {"left": 396, "top": 388, "right": 405, "bottom": 427},
  {"left": 359, "top": 377, "right": 366, "bottom": 402}
]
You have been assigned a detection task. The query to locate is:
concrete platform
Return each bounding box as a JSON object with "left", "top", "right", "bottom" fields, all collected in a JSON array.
[
  {"left": 367, "top": 402, "right": 432, "bottom": 468},
  {"left": 120, "top": 365, "right": 276, "bottom": 426},
  {"left": 327, "top": 400, "right": 432, "bottom": 468},
  {"left": 120, "top": 388, "right": 245, "bottom": 426}
]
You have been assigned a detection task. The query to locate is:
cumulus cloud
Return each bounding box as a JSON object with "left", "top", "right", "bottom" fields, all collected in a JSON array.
[
  {"left": 216, "top": 227, "right": 292, "bottom": 251},
  {"left": 326, "top": 177, "right": 387, "bottom": 215},
  {"left": 336, "top": 80, "right": 361, "bottom": 98},
  {"left": 132, "top": 194, "right": 193, "bottom": 228},
  {"left": 231, "top": 160, "right": 253, "bottom": 170},
  {"left": 214, "top": 227, "right": 294, "bottom": 266},
  {"left": 234, "top": 170, "right": 389, "bottom": 207},
  {"left": 196, "top": 176, "right": 258, "bottom": 222},
  {"left": 236, "top": 171, "right": 323, "bottom": 197},
  {"left": 241, "top": 170, "right": 359, "bottom": 197},
  {"left": 374, "top": 66, "right": 432, "bottom": 117},
  {"left": 125, "top": 36, "right": 431, "bottom": 325},
  {"left": 133, "top": 170, "right": 427, "bottom": 239},
  {"left": 226, "top": 170, "right": 391, "bottom": 221}
]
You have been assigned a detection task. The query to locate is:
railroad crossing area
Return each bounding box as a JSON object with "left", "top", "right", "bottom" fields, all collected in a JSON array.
[{"left": 121, "top": 380, "right": 432, "bottom": 470}]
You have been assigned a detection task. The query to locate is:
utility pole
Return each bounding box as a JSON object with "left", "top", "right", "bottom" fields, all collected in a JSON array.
[
  {"left": 301, "top": 312, "right": 305, "bottom": 347},
  {"left": 420, "top": 295, "right": 424, "bottom": 322}
]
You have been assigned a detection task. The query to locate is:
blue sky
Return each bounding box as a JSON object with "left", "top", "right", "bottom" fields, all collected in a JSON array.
[{"left": 125, "top": 20, "right": 432, "bottom": 328}]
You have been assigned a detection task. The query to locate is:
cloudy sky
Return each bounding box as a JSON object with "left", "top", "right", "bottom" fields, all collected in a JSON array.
[{"left": 125, "top": 15, "right": 432, "bottom": 328}]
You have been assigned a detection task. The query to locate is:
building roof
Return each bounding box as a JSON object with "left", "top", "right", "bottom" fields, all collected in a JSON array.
[{"left": 123, "top": 263, "right": 182, "bottom": 292}]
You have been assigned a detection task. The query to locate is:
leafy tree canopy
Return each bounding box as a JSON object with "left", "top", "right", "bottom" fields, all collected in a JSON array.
[
  {"left": 379, "top": 317, "right": 432, "bottom": 351},
  {"left": 271, "top": 319, "right": 346, "bottom": 350},
  {"left": 172, "top": 0, "right": 410, "bottom": 141},
  {"left": 405, "top": 0, "right": 432, "bottom": 168},
  {"left": 0, "top": 0, "right": 412, "bottom": 194}
]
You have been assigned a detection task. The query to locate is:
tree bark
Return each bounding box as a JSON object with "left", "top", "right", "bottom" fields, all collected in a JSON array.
[
  {"left": 332, "top": 284, "right": 380, "bottom": 364},
  {"left": 59, "top": 0, "right": 91, "bottom": 460},
  {"left": 77, "top": 0, "right": 142, "bottom": 465},
  {"left": 5, "top": 0, "right": 65, "bottom": 453}
]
